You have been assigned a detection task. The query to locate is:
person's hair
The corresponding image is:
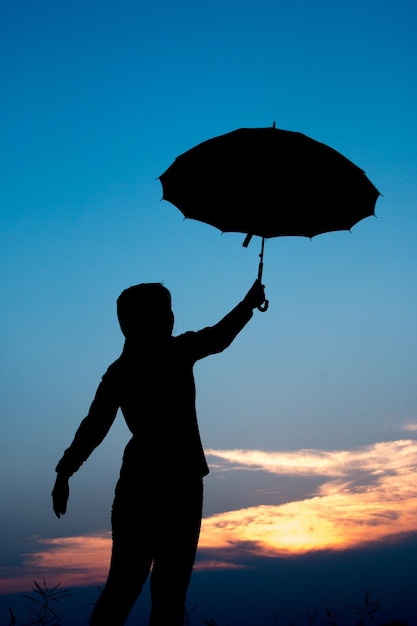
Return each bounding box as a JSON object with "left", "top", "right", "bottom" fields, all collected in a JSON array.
[{"left": 117, "top": 283, "right": 173, "bottom": 338}]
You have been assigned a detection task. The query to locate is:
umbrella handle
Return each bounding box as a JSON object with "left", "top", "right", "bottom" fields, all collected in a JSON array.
[
  {"left": 257, "top": 237, "right": 269, "bottom": 312},
  {"left": 257, "top": 299, "right": 269, "bottom": 312}
]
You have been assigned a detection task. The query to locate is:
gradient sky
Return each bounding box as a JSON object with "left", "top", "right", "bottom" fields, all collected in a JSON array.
[{"left": 1, "top": 0, "right": 417, "bottom": 624}]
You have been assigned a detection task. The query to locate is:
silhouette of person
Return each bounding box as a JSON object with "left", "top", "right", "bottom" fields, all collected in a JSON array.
[{"left": 52, "top": 280, "right": 266, "bottom": 626}]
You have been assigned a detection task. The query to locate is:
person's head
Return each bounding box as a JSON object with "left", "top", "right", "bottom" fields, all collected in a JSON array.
[{"left": 116, "top": 283, "right": 174, "bottom": 340}]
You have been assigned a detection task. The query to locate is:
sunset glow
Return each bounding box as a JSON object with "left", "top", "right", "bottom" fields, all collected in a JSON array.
[
  {"left": 2, "top": 534, "right": 112, "bottom": 593},
  {"left": 199, "top": 469, "right": 417, "bottom": 557},
  {"left": 2, "top": 438, "right": 416, "bottom": 593}
]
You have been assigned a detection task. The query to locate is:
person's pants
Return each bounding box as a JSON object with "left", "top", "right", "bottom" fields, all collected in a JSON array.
[{"left": 89, "top": 476, "right": 204, "bottom": 626}]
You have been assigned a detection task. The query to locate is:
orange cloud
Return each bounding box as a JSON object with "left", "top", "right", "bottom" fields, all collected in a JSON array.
[
  {"left": 2, "top": 439, "right": 417, "bottom": 593},
  {"left": 1, "top": 533, "right": 111, "bottom": 594},
  {"left": 200, "top": 439, "right": 417, "bottom": 562},
  {"left": 199, "top": 468, "right": 417, "bottom": 557}
]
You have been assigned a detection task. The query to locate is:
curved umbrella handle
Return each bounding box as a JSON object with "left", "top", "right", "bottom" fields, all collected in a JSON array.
[{"left": 257, "top": 299, "right": 269, "bottom": 312}]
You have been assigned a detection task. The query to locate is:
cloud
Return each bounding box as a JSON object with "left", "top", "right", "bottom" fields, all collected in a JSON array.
[
  {"left": 399, "top": 419, "right": 417, "bottom": 432},
  {"left": 198, "top": 468, "right": 417, "bottom": 560},
  {"left": 2, "top": 438, "right": 417, "bottom": 593},
  {"left": 199, "top": 439, "right": 417, "bottom": 563},
  {"left": 205, "top": 439, "right": 417, "bottom": 480},
  {"left": 0, "top": 533, "right": 112, "bottom": 594}
]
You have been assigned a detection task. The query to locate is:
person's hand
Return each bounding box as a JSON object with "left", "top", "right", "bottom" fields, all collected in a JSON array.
[
  {"left": 243, "top": 280, "right": 266, "bottom": 310},
  {"left": 52, "top": 474, "right": 69, "bottom": 518}
]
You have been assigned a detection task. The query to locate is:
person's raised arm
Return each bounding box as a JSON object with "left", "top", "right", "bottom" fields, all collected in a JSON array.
[{"left": 190, "top": 280, "right": 266, "bottom": 360}]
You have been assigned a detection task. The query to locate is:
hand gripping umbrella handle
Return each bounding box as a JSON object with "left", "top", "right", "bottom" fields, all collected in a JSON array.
[{"left": 257, "top": 237, "right": 269, "bottom": 312}]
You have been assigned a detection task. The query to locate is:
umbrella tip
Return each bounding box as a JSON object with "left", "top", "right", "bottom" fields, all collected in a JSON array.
[{"left": 272, "top": 121, "right": 276, "bottom": 128}]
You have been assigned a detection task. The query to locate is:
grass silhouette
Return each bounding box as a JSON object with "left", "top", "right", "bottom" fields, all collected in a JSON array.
[
  {"left": 7, "top": 579, "right": 71, "bottom": 626},
  {"left": 4, "top": 581, "right": 410, "bottom": 626}
]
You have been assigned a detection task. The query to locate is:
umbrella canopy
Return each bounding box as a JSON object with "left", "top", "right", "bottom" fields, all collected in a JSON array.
[
  {"left": 159, "top": 125, "right": 380, "bottom": 241},
  {"left": 159, "top": 125, "right": 380, "bottom": 311}
]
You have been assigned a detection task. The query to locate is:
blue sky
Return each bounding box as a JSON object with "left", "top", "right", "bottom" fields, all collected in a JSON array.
[{"left": 1, "top": 0, "right": 417, "bottom": 623}]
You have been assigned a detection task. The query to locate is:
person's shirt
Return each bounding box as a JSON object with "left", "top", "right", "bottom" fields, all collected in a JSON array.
[{"left": 55, "top": 299, "right": 254, "bottom": 480}]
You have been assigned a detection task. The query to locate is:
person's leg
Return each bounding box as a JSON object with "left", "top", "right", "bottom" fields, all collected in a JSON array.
[
  {"left": 149, "top": 479, "right": 203, "bottom": 626},
  {"left": 90, "top": 479, "right": 154, "bottom": 626},
  {"left": 89, "top": 539, "right": 152, "bottom": 626}
]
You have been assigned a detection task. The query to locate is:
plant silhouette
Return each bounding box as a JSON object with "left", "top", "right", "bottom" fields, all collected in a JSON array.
[
  {"left": 22, "top": 579, "right": 71, "bottom": 626},
  {"left": 52, "top": 281, "right": 266, "bottom": 626}
]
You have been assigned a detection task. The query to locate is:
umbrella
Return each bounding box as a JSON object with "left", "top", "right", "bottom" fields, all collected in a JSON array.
[{"left": 159, "top": 124, "right": 380, "bottom": 311}]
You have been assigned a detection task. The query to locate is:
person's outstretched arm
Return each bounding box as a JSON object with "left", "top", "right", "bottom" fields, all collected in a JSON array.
[
  {"left": 52, "top": 368, "right": 119, "bottom": 518},
  {"left": 189, "top": 279, "right": 266, "bottom": 361}
]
